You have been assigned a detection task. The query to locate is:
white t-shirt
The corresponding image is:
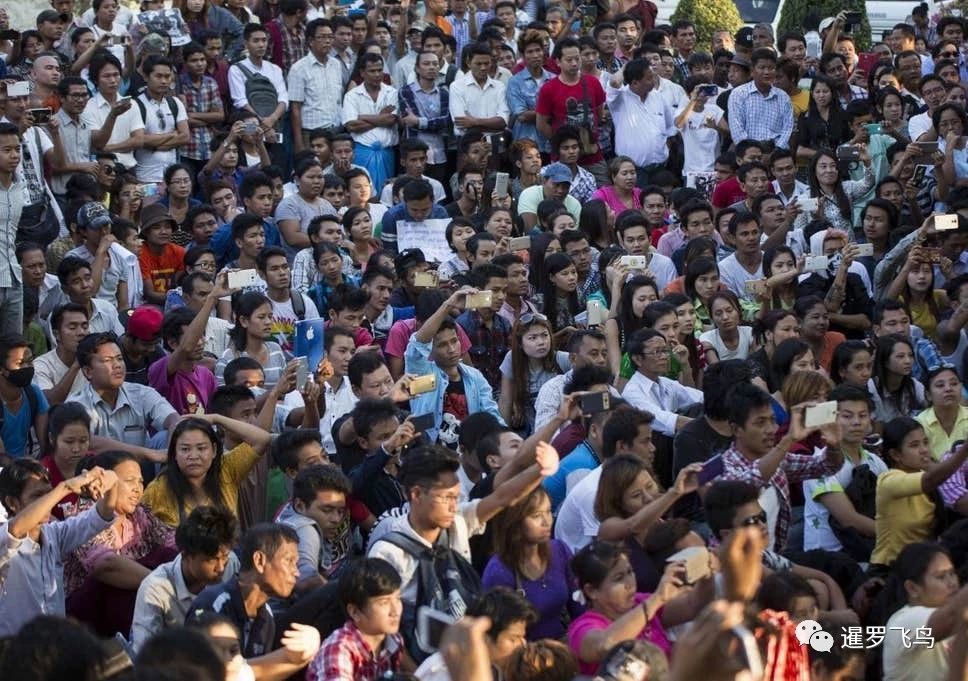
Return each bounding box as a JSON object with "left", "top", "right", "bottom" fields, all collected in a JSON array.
[
  {"left": 883, "top": 605, "right": 949, "bottom": 681},
  {"left": 81, "top": 93, "right": 146, "bottom": 169},
  {"left": 699, "top": 326, "right": 754, "bottom": 361},
  {"left": 681, "top": 104, "right": 723, "bottom": 175},
  {"left": 134, "top": 93, "right": 189, "bottom": 183},
  {"left": 718, "top": 253, "right": 764, "bottom": 301},
  {"left": 554, "top": 465, "right": 602, "bottom": 553},
  {"left": 33, "top": 349, "right": 88, "bottom": 395}
]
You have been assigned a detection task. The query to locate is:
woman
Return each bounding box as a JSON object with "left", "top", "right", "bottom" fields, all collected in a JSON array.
[
  {"left": 700, "top": 291, "right": 754, "bottom": 363},
  {"left": 660, "top": 292, "right": 704, "bottom": 386},
  {"left": 886, "top": 249, "right": 948, "bottom": 339},
  {"left": 591, "top": 156, "right": 642, "bottom": 214},
  {"left": 39, "top": 404, "right": 93, "bottom": 519},
  {"left": 858, "top": 198, "right": 899, "bottom": 280},
  {"left": 275, "top": 158, "right": 331, "bottom": 256},
  {"left": 664, "top": 237, "right": 717, "bottom": 291},
  {"left": 938, "top": 103, "right": 968, "bottom": 190},
  {"left": 567, "top": 541, "right": 708, "bottom": 673},
  {"left": 916, "top": 366, "right": 968, "bottom": 461},
  {"left": 482, "top": 206, "right": 516, "bottom": 248},
  {"left": 308, "top": 242, "right": 360, "bottom": 315},
  {"left": 875, "top": 86, "right": 910, "bottom": 141},
  {"left": 882, "top": 542, "right": 968, "bottom": 681},
  {"left": 759, "top": 246, "right": 800, "bottom": 315},
  {"left": 499, "top": 314, "right": 560, "bottom": 435},
  {"left": 65, "top": 451, "right": 178, "bottom": 636},
  {"left": 7, "top": 30, "right": 43, "bottom": 80},
  {"left": 528, "top": 233, "right": 561, "bottom": 294},
  {"left": 683, "top": 257, "right": 721, "bottom": 332},
  {"left": 594, "top": 455, "right": 702, "bottom": 592},
  {"left": 549, "top": 211, "right": 577, "bottom": 238},
  {"left": 829, "top": 340, "right": 874, "bottom": 389},
  {"left": 795, "top": 76, "right": 850, "bottom": 165},
  {"left": 585, "top": 245, "right": 625, "bottom": 310},
  {"left": 873, "top": 334, "right": 926, "bottom": 423},
  {"left": 158, "top": 164, "right": 202, "bottom": 244},
  {"left": 483, "top": 487, "right": 577, "bottom": 640},
  {"left": 749, "top": 310, "right": 800, "bottom": 393},
  {"left": 437, "top": 218, "right": 477, "bottom": 282},
  {"left": 164, "top": 246, "right": 218, "bottom": 311},
  {"left": 770, "top": 339, "right": 818, "bottom": 421},
  {"left": 343, "top": 168, "right": 387, "bottom": 228},
  {"left": 342, "top": 206, "right": 379, "bottom": 271},
  {"left": 795, "top": 295, "right": 846, "bottom": 372},
  {"left": 537, "top": 253, "right": 581, "bottom": 340},
  {"left": 177, "top": 0, "right": 243, "bottom": 60},
  {"left": 215, "top": 291, "right": 288, "bottom": 388},
  {"left": 871, "top": 420, "right": 968, "bottom": 568},
  {"left": 113, "top": 175, "right": 144, "bottom": 225},
  {"left": 578, "top": 199, "right": 614, "bottom": 250},
  {"left": 604, "top": 275, "right": 658, "bottom": 383},
  {"left": 143, "top": 414, "right": 272, "bottom": 527},
  {"left": 795, "top": 148, "right": 875, "bottom": 233}
]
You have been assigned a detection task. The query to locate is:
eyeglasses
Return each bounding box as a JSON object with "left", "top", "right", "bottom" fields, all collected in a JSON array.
[
  {"left": 101, "top": 165, "right": 117, "bottom": 175},
  {"left": 518, "top": 312, "right": 548, "bottom": 324},
  {"left": 940, "top": 51, "right": 959, "bottom": 59},
  {"left": 169, "top": 177, "right": 191, "bottom": 186},
  {"left": 66, "top": 91, "right": 90, "bottom": 99},
  {"left": 424, "top": 490, "right": 460, "bottom": 506},
  {"left": 639, "top": 346, "right": 670, "bottom": 358},
  {"left": 740, "top": 511, "right": 768, "bottom": 527}
]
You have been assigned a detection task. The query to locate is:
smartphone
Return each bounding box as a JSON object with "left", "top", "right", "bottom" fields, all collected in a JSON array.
[
  {"left": 804, "top": 255, "right": 829, "bottom": 272},
  {"left": 409, "top": 374, "right": 437, "bottom": 396},
  {"left": 115, "top": 95, "right": 131, "bottom": 106},
  {"left": 416, "top": 606, "right": 454, "bottom": 651},
  {"left": 263, "top": 131, "right": 280, "bottom": 144},
  {"left": 856, "top": 242, "right": 874, "bottom": 257},
  {"left": 935, "top": 214, "right": 959, "bottom": 231},
  {"left": 798, "top": 197, "right": 818, "bottom": 213},
  {"left": 27, "top": 107, "right": 52, "bottom": 124},
  {"left": 864, "top": 122, "right": 883, "bottom": 136},
  {"left": 698, "top": 84, "right": 718, "bottom": 97},
  {"left": 141, "top": 183, "right": 159, "bottom": 198},
  {"left": 732, "top": 625, "right": 765, "bottom": 680},
  {"left": 6, "top": 81, "right": 29, "bottom": 98},
  {"left": 666, "top": 546, "right": 710, "bottom": 585},
  {"left": 620, "top": 255, "right": 647, "bottom": 270},
  {"left": 923, "top": 246, "right": 943, "bottom": 263},
  {"left": 912, "top": 164, "right": 930, "bottom": 186},
  {"left": 913, "top": 141, "right": 940, "bottom": 159},
  {"left": 836, "top": 144, "right": 860, "bottom": 162},
  {"left": 112, "top": 35, "right": 127, "bottom": 45},
  {"left": 0, "top": 29, "right": 19, "bottom": 41},
  {"left": 413, "top": 271, "right": 438, "bottom": 287},
  {"left": 243, "top": 121, "right": 259, "bottom": 135},
  {"left": 744, "top": 279, "right": 766, "bottom": 296},
  {"left": 856, "top": 52, "right": 882, "bottom": 76},
  {"left": 495, "top": 171, "right": 509, "bottom": 199},
  {"left": 804, "top": 400, "right": 838, "bottom": 428},
  {"left": 697, "top": 455, "right": 724, "bottom": 485},
  {"left": 586, "top": 299, "right": 604, "bottom": 326},
  {"left": 580, "top": 391, "right": 610, "bottom": 414},
  {"left": 581, "top": 3, "right": 597, "bottom": 31},
  {"left": 844, "top": 11, "right": 862, "bottom": 33},
  {"left": 294, "top": 356, "right": 309, "bottom": 391},
  {"left": 409, "top": 412, "right": 436, "bottom": 433},
  {"left": 227, "top": 269, "right": 260, "bottom": 289},
  {"left": 465, "top": 291, "right": 493, "bottom": 309},
  {"left": 509, "top": 235, "right": 531, "bottom": 252}
]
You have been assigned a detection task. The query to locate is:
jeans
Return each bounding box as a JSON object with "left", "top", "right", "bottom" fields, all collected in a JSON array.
[{"left": 0, "top": 284, "right": 23, "bottom": 336}]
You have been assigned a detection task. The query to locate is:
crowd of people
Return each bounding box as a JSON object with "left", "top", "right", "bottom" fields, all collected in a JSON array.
[{"left": 1, "top": 0, "right": 968, "bottom": 679}]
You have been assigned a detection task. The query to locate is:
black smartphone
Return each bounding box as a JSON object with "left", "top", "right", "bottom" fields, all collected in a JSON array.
[
  {"left": 409, "top": 412, "right": 436, "bottom": 433},
  {"left": 580, "top": 391, "right": 611, "bottom": 415}
]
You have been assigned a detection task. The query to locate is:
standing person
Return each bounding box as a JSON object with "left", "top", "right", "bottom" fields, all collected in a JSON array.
[
  {"left": 51, "top": 77, "right": 97, "bottom": 198},
  {"left": 264, "top": 0, "right": 308, "bottom": 76},
  {"left": 449, "top": 42, "right": 509, "bottom": 138},
  {"left": 82, "top": 54, "right": 144, "bottom": 172},
  {"left": 728, "top": 48, "right": 794, "bottom": 149},
  {"left": 342, "top": 53, "right": 398, "bottom": 200},
  {"left": 177, "top": 42, "right": 225, "bottom": 181},
  {"left": 227, "top": 24, "right": 288, "bottom": 163},
  {"left": 507, "top": 30, "right": 554, "bottom": 154},
  {"left": 289, "top": 18, "right": 346, "bottom": 153},
  {"left": 399, "top": 51, "right": 450, "bottom": 191},
  {"left": 134, "top": 56, "right": 190, "bottom": 185},
  {"left": 0, "top": 123, "right": 26, "bottom": 333}
]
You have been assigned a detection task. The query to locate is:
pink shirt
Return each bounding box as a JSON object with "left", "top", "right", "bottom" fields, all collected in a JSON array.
[
  {"left": 568, "top": 593, "right": 671, "bottom": 675},
  {"left": 147, "top": 357, "right": 218, "bottom": 415},
  {"left": 590, "top": 185, "right": 643, "bottom": 215},
  {"left": 383, "top": 318, "right": 472, "bottom": 358}
]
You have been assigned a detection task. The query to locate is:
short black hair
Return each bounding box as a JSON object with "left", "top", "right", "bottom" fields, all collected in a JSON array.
[
  {"left": 601, "top": 406, "right": 653, "bottom": 460},
  {"left": 222, "top": 356, "right": 264, "bottom": 387},
  {"left": 466, "top": 587, "right": 537, "bottom": 642},
  {"left": 0, "top": 459, "right": 49, "bottom": 514},
  {"left": 352, "top": 398, "right": 399, "bottom": 438},
  {"left": 76, "top": 332, "right": 119, "bottom": 369},
  {"left": 702, "top": 360, "right": 752, "bottom": 420},
  {"left": 704, "top": 479, "right": 761, "bottom": 539},
  {"left": 57, "top": 255, "right": 92, "bottom": 287},
  {"left": 339, "top": 557, "right": 402, "bottom": 613},
  {"left": 347, "top": 351, "right": 389, "bottom": 389},
  {"left": 398, "top": 445, "right": 460, "bottom": 492},
  {"left": 175, "top": 505, "right": 238, "bottom": 558},
  {"left": 726, "top": 382, "right": 774, "bottom": 427},
  {"left": 161, "top": 307, "right": 196, "bottom": 352},
  {"left": 50, "top": 302, "right": 89, "bottom": 333},
  {"left": 238, "top": 523, "right": 299, "bottom": 571},
  {"left": 208, "top": 384, "right": 256, "bottom": 417},
  {"left": 292, "top": 464, "right": 351, "bottom": 506},
  {"left": 271, "top": 429, "right": 323, "bottom": 472}
]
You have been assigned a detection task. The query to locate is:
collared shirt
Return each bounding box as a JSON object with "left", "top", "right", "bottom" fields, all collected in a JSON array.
[
  {"left": 341, "top": 82, "right": 399, "bottom": 148},
  {"left": 727, "top": 81, "right": 794, "bottom": 149},
  {"left": 47, "top": 297, "right": 124, "bottom": 345},
  {"left": 621, "top": 371, "right": 703, "bottom": 437},
  {"left": 288, "top": 52, "right": 346, "bottom": 131},
  {"left": 191, "top": 578, "right": 275, "bottom": 657},
  {"left": 52, "top": 109, "right": 92, "bottom": 195},
  {"left": 320, "top": 376, "right": 358, "bottom": 455},
  {"left": 177, "top": 72, "right": 222, "bottom": 162},
  {"left": 507, "top": 67, "right": 554, "bottom": 152},
  {"left": 130, "top": 552, "right": 240, "bottom": 652},
  {"left": 448, "top": 76, "right": 510, "bottom": 136},
  {"left": 69, "top": 381, "right": 176, "bottom": 447},
  {"left": 0, "top": 179, "right": 25, "bottom": 288},
  {"left": 455, "top": 309, "right": 511, "bottom": 391},
  {"left": 331, "top": 46, "right": 355, "bottom": 79},
  {"left": 721, "top": 442, "right": 840, "bottom": 551},
  {"left": 771, "top": 178, "right": 809, "bottom": 206},
  {"left": 568, "top": 165, "right": 598, "bottom": 203},
  {"left": 228, "top": 58, "right": 289, "bottom": 111},
  {"left": 307, "top": 620, "right": 404, "bottom": 681},
  {"left": 80, "top": 92, "right": 146, "bottom": 168},
  {"left": 917, "top": 405, "right": 968, "bottom": 461},
  {"left": 399, "top": 81, "right": 450, "bottom": 164},
  {"left": 0, "top": 505, "right": 112, "bottom": 637},
  {"left": 836, "top": 83, "right": 869, "bottom": 109},
  {"left": 267, "top": 16, "right": 307, "bottom": 74},
  {"left": 605, "top": 83, "right": 677, "bottom": 167},
  {"left": 392, "top": 51, "right": 417, "bottom": 89}
]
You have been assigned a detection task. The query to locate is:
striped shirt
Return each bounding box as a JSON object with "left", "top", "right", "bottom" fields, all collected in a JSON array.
[{"left": 0, "top": 179, "right": 25, "bottom": 288}]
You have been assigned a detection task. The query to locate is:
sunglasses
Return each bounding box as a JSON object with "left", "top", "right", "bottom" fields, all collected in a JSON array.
[
  {"left": 519, "top": 312, "right": 548, "bottom": 324},
  {"left": 740, "top": 511, "right": 768, "bottom": 527}
]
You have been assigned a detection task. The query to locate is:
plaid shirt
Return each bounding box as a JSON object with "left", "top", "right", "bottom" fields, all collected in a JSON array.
[
  {"left": 306, "top": 621, "right": 403, "bottom": 681},
  {"left": 456, "top": 309, "right": 511, "bottom": 391},
  {"left": 727, "top": 81, "right": 794, "bottom": 149},
  {"left": 721, "top": 441, "right": 840, "bottom": 551},
  {"left": 177, "top": 72, "right": 222, "bottom": 161},
  {"left": 267, "top": 17, "right": 307, "bottom": 75},
  {"left": 569, "top": 165, "right": 599, "bottom": 203}
]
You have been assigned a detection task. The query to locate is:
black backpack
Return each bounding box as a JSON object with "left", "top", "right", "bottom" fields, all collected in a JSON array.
[
  {"left": 290, "top": 289, "right": 305, "bottom": 321},
  {"left": 233, "top": 62, "right": 279, "bottom": 121},
  {"left": 379, "top": 529, "right": 482, "bottom": 663},
  {"left": 134, "top": 94, "right": 179, "bottom": 128}
]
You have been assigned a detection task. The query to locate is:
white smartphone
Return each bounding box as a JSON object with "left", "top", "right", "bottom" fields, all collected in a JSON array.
[
  {"left": 805, "top": 400, "right": 838, "bottom": 428},
  {"left": 587, "top": 299, "right": 604, "bottom": 326},
  {"left": 620, "top": 255, "right": 648, "bottom": 270},
  {"left": 509, "top": 235, "right": 531, "bottom": 252},
  {"left": 227, "top": 269, "right": 260, "bottom": 289},
  {"left": 495, "top": 171, "right": 509, "bottom": 199},
  {"left": 666, "top": 546, "right": 710, "bottom": 585},
  {"left": 935, "top": 214, "right": 959, "bottom": 231},
  {"left": 856, "top": 243, "right": 874, "bottom": 257},
  {"left": 416, "top": 606, "right": 454, "bottom": 651},
  {"left": 798, "top": 197, "right": 819, "bottom": 213},
  {"left": 804, "top": 255, "right": 829, "bottom": 273},
  {"left": 6, "top": 81, "right": 29, "bottom": 98}
]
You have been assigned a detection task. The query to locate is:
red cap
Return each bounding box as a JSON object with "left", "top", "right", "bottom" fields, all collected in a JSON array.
[{"left": 126, "top": 306, "right": 163, "bottom": 341}]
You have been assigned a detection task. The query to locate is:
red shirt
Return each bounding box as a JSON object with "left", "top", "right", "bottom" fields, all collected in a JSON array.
[
  {"left": 711, "top": 176, "right": 745, "bottom": 209},
  {"left": 535, "top": 75, "right": 606, "bottom": 164}
]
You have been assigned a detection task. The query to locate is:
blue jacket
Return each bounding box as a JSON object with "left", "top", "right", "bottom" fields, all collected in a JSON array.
[
  {"left": 210, "top": 217, "right": 283, "bottom": 268},
  {"left": 380, "top": 202, "right": 450, "bottom": 256},
  {"left": 404, "top": 335, "right": 503, "bottom": 444}
]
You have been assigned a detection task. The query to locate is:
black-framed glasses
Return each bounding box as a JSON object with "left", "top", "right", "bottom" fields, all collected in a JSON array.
[{"left": 740, "top": 511, "right": 768, "bottom": 527}]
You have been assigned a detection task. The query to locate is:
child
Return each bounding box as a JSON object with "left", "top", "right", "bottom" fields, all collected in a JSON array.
[
  {"left": 139, "top": 204, "right": 187, "bottom": 307},
  {"left": 675, "top": 77, "right": 727, "bottom": 177},
  {"left": 308, "top": 243, "right": 360, "bottom": 316},
  {"left": 305, "top": 557, "right": 404, "bottom": 681},
  {"left": 38, "top": 403, "right": 94, "bottom": 518},
  {"left": 292, "top": 214, "right": 353, "bottom": 294},
  {"left": 113, "top": 219, "right": 145, "bottom": 308}
]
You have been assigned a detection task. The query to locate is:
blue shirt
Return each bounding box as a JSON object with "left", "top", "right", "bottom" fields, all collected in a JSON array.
[
  {"left": 209, "top": 217, "right": 283, "bottom": 268},
  {"left": 506, "top": 68, "right": 554, "bottom": 153},
  {"left": 379, "top": 202, "right": 450, "bottom": 256},
  {"left": 543, "top": 440, "right": 599, "bottom": 511},
  {"left": 2, "top": 384, "right": 49, "bottom": 458}
]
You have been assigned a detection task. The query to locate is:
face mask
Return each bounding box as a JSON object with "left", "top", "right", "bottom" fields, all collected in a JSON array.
[{"left": 5, "top": 367, "right": 34, "bottom": 388}]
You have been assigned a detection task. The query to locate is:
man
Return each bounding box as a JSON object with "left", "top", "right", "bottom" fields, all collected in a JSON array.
[
  {"left": 177, "top": 42, "right": 224, "bottom": 177},
  {"left": 289, "top": 18, "right": 345, "bottom": 152},
  {"left": 119, "top": 305, "right": 164, "bottom": 385},
  {"left": 342, "top": 53, "right": 398, "bottom": 197},
  {"left": 671, "top": 20, "right": 697, "bottom": 81},
  {"left": 81, "top": 54, "right": 144, "bottom": 171},
  {"left": 51, "top": 257, "right": 124, "bottom": 342},
  {"left": 594, "top": 22, "right": 622, "bottom": 74},
  {"left": 319, "top": 325, "right": 357, "bottom": 457},
  {"left": 379, "top": 139, "right": 446, "bottom": 206},
  {"left": 517, "top": 162, "right": 581, "bottom": 229},
  {"left": 379, "top": 179, "right": 449, "bottom": 256},
  {"left": 449, "top": 43, "right": 509, "bottom": 138},
  {"left": 728, "top": 162, "right": 771, "bottom": 212},
  {"left": 614, "top": 14, "right": 640, "bottom": 62},
  {"left": 534, "top": 329, "right": 609, "bottom": 430},
  {"left": 29, "top": 52, "right": 62, "bottom": 111},
  {"left": 133, "top": 56, "right": 189, "bottom": 184},
  {"left": 210, "top": 173, "right": 283, "bottom": 268},
  {"left": 718, "top": 211, "right": 764, "bottom": 303},
  {"left": 228, "top": 24, "right": 288, "bottom": 150},
  {"left": 910, "top": 74, "right": 947, "bottom": 142},
  {"left": 606, "top": 58, "right": 677, "bottom": 186},
  {"left": 621, "top": 328, "right": 702, "bottom": 437},
  {"left": 34, "top": 302, "right": 88, "bottom": 404},
  {"left": 455, "top": 264, "right": 510, "bottom": 392},
  {"left": 536, "top": 38, "right": 606, "bottom": 183},
  {"left": 820, "top": 51, "right": 866, "bottom": 109},
  {"left": 550, "top": 125, "right": 597, "bottom": 204},
  {"left": 445, "top": 166, "right": 484, "bottom": 218},
  {"left": 200, "top": 29, "right": 232, "bottom": 110},
  {"left": 399, "top": 50, "right": 450, "bottom": 187},
  {"left": 189, "top": 523, "right": 319, "bottom": 675},
  {"left": 65, "top": 202, "right": 129, "bottom": 310},
  {"left": 561, "top": 229, "right": 596, "bottom": 304},
  {"left": 721, "top": 382, "right": 844, "bottom": 551},
  {"left": 139, "top": 204, "right": 185, "bottom": 306},
  {"left": 769, "top": 148, "right": 809, "bottom": 206},
  {"left": 180, "top": 273, "right": 232, "bottom": 358},
  {"left": 752, "top": 23, "right": 774, "bottom": 49},
  {"left": 35, "top": 10, "right": 67, "bottom": 54},
  {"left": 265, "top": 0, "right": 308, "bottom": 76},
  {"left": 256, "top": 246, "right": 320, "bottom": 351},
  {"left": 778, "top": 31, "right": 808, "bottom": 74},
  {"left": 715, "top": 54, "right": 752, "bottom": 124},
  {"left": 507, "top": 30, "right": 553, "bottom": 153},
  {"left": 51, "top": 77, "right": 97, "bottom": 197},
  {"left": 663, "top": 200, "right": 717, "bottom": 269},
  {"left": 613, "top": 210, "right": 677, "bottom": 290},
  {"left": 130, "top": 506, "right": 239, "bottom": 652},
  {"left": 711, "top": 140, "right": 762, "bottom": 209},
  {"left": 69, "top": 332, "right": 176, "bottom": 462},
  {"left": 728, "top": 48, "right": 793, "bottom": 149},
  {"left": 361, "top": 265, "right": 414, "bottom": 349}
]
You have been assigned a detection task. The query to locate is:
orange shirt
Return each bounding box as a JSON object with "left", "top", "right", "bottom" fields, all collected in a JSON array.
[
  {"left": 433, "top": 15, "right": 453, "bottom": 34},
  {"left": 819, "top": 331, "right": 847, "bottom": 372},
  {"left": 139, "top": 244, "right": 186, "bottom": 294}
]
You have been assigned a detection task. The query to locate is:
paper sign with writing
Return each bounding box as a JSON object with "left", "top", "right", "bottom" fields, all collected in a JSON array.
[{"left": 398, "top": 219, "right": 452, "bottom": 262}]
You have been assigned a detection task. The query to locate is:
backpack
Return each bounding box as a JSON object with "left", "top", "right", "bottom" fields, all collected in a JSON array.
[
  {"left": 379, "top": 529, "right": 483, "bottom": 662},
  {"left": 233, "top": 62, "right": 279, "bottom": 120},
  {"left": 290, "top": 289, "right": 305, "bottom": 321},
  {"left": 134, "top": 94, "right": 179, "bottom": 129}
]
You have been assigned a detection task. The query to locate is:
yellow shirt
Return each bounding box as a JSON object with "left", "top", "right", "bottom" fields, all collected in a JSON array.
[
  {"left": 143, "top": 442, "right": 261, "bottom": 527},
  {"left": 790, "top": 88, "right": 810, "bottom": 117},
  {"left": 917, "top": 405, "right": 968, "bottom": 461},
  {"left": 902, "top": 290, "right": 946, "bottom": 340},
  {"left": 872, "top": 470, "right": 934, "bottom": 566}
]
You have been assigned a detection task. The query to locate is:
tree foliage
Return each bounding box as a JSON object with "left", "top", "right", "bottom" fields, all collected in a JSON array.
[
  {"left": 777, "top": 0, "right": 871, "bottom": 51},
  {"left": 670, "top": 0, "right": 743, "bottom": 52}
]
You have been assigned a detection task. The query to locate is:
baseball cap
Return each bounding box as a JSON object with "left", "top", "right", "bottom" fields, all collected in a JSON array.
[
  {"left": 408, "top": 21, "right": 429, "bottom": 34},
  {"left": 77, "top": 201, "right": 112, "bottom": 231},
  {"left": 126, "top": 306, "right": 163, "bottom": 342},
  {"left": 734, "top": 26, "right": 754, "bottom": 49},
  {"left": 728, "top": 55, "right": 752, "bottom": 70},
  {"left": 140, "top": 202, "right": 175, "bottom": 233},
  {"left": 541, "top": 162, "right": 573, "bottom": 184},
  {"left": 394, "top": 248, "right": 427, "bottom": 274},
  {"left": 36, "top": 9, "right": 65, "bottom": 24}
]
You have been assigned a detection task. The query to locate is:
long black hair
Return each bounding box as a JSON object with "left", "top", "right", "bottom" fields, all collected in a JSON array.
[
  {"left": 163, "top": 418, "right": 227, "bottom": 523},
  {"left": 228, "top": 291, "right": 272, "bottom": 352}
]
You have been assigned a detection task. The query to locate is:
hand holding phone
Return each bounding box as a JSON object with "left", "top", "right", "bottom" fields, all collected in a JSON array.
[{"left": 804, "top": 400, "right": 838, "bottom": 428}]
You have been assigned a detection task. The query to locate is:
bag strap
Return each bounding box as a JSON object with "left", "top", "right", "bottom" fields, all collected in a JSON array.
[
  {"left": 579, "top": 76, "right": 593, "bottom": 125},
  {"left": 290, "top": 289, "right": 305, "bottom": 320},
  {"left": 379, "top": 530, "right": 434, "bottom": 559},
  {"left": 235, "top": 62, "right": 256, "bottom": 79}
]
